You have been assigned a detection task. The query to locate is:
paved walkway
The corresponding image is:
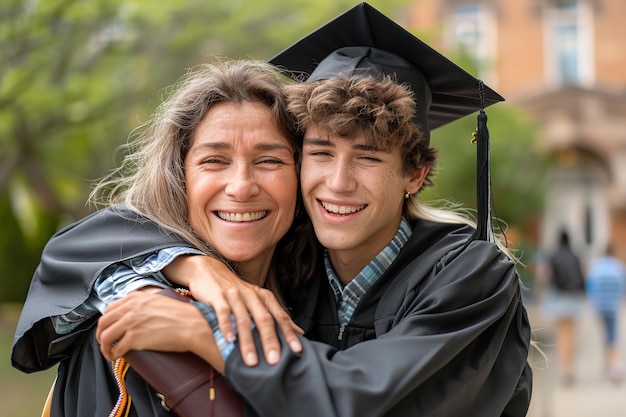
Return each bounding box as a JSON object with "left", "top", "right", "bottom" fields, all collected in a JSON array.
[{"left": 526, "top": 301, "right": 626, "bottom": 417}]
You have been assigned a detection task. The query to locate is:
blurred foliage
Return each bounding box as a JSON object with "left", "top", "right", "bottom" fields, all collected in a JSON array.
[
  {"left": 422, "top": 103, "right": 547, "bottom": 231},
  {"left": 420, "top": 47, "right": 547, "bottom": 234},
  {"left": 0, "top": 0, "right": 542, "bottom": 302},
  {"left": 0, "top": 0, "right": 411, "bottom": 301}
]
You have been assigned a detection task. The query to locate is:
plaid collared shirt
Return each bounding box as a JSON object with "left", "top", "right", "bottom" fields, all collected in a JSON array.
[{"left": 325, "top": 217, "right": 412, "bottom": 326}]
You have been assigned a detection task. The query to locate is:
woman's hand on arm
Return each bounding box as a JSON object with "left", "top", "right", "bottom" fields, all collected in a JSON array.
[
  {"left": 163, "top": 255, "right": 303, "bottom": 366},
  {"left": 96, "top": 291, "right": 226, "bottom": 372}
]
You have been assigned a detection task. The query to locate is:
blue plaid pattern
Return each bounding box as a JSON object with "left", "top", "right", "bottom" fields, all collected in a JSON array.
[
  {"left": 326, "top": 217, "right": 412, "bottom": 326},
  {"left": 55, "top": 216, "right": 412, "bottom": 359},
  {"left": 191, "top": 300, "right": 237, "bottom": 360},
  {"left": 53, "top": 247, "right": 202, "bottom": 334}
]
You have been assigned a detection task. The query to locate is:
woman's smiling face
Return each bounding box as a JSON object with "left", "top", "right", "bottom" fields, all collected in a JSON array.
[{"left": 184, "top": 101, "right": 298, "bottom": 282}]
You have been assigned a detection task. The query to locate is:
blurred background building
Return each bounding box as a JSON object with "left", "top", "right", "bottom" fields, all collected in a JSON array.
[{"left": 406, "top": 0, "right": 626, "bottom": 267}]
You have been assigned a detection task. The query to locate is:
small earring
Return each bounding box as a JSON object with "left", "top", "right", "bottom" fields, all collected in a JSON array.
[{"left": 404, "top": 192, "right": 410, "bottom": 199}]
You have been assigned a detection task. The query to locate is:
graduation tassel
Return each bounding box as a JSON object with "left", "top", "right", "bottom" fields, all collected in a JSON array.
[{"left": 470, "top": 80, "right": 494, "bottom": 242}]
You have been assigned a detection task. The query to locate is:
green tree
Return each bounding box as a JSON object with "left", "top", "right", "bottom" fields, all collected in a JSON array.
[
  {"left": 0, "top": 0, "right": 411, "bottom": 301},
  {"left": 422, "top": 103, "right": 547, "bottom": 231},
  {"left": 1, "top": 0, "right": 540, "bottom": 301}
]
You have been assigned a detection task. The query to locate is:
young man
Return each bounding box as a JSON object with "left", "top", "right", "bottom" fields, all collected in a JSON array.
[
  {"left": 213, "top": 5, "right": 531, "bottom": 415},
  {"left": 14, "top": 3, "right": 532, "bottom": 416}
]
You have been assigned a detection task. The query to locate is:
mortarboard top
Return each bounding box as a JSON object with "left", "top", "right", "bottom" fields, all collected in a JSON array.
[
  {"left": 269, "top": 2, "right": 503, "bottom": 140},
  {"left": 270, "top": 2, "right": 501, "bottom": 242}
]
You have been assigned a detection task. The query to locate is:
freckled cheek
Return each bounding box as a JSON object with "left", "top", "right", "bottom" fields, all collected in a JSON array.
[
  {"left": 368, "top": 169, "right": 405, "bottom": 206},
  {"left": 299, "top": 165, "right": 323, "bottom": 194}
]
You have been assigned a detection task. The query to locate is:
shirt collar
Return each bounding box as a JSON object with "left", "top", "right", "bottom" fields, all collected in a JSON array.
[{"left": 325, "top": 217, "right": 413, "bottom": 325}]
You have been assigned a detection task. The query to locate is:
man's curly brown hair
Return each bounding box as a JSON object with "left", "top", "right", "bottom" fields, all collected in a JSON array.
[{"left": 285, "top": 74, "right": 436, "bottom": 187}]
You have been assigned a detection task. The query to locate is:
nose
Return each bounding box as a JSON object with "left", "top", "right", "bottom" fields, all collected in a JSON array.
[
  {"left": 327, "top": 159, "right": 357, "bottom": 193},
  {"left": 224, "top": 162, "right": 260, "bottom": 200}
]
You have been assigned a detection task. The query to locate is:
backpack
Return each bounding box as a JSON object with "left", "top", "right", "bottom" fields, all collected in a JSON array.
[{"left": 550, "top": 247, "right": 585, "bottom": 293}]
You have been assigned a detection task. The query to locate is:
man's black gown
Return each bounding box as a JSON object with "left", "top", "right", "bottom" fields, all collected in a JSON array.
[{"left": 12, "top": 207, "right": 532, "bottom": 417}]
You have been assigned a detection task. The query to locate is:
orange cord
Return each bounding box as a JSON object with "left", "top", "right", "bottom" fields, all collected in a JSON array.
[{"left": 109, "top": 357, "right": 132, "bottom": 417}]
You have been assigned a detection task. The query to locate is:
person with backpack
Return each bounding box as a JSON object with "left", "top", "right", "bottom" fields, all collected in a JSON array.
[{"left": 543, "top": 230, "right": 586, "bottom": 386}]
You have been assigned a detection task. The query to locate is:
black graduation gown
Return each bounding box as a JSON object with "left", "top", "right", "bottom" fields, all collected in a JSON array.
[
  {"left": 11, "top": 207, "right": 194, "bottom": 417},
  {"left": 12, "top": 206, "right": 194, "bottom": 373},
  {"left": 51, "top": 330, "right": 176, "bottom": 417},
  {"left": 225, "top": 220, "right": 532, "bottom": 417},
  {"left": 12, "top": 208, "right": 531, "bottom": 416}
]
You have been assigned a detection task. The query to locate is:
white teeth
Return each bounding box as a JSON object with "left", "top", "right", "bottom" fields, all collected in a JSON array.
[
  {"left": 217, "top": 211, "right": 267, "bottom": 222},
  {"left": 321, "top": 201, "right": 365, "bottom": 215}
]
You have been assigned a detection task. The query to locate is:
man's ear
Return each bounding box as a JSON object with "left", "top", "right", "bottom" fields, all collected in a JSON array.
[{"left": 406, "top": 165, "right": 430, "bottom": 194}]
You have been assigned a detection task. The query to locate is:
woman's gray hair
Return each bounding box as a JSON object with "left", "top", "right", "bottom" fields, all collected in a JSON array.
[{"left": 90, "top": 60, "right": 300, "bottom": 259}]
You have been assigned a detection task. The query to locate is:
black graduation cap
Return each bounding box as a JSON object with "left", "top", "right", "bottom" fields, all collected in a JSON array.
[
  {"left": 269, "top": 2, "right": 503, "bottom": 141},
  {"left": 269, "top": 2, "right": 501, "bottom": 242}
]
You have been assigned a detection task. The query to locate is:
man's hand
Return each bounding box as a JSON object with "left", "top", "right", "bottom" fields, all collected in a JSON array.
[
  {"left": 163, "top": 255, "right": 303, "bottom": 366},
  {"left": 96, "top": 291, "right": 225, "bottom": 372}
]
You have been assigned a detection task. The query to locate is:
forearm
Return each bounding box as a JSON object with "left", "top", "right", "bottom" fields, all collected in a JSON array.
[
  {"left": 226, "top": 247, "right": 530, "bottom": 416},
  {"left": 187, "top": 305, "right": 226, "bottom": 373},
  {"left": 161, "top": 254, "right": 303, "bottom": 366},
  {"left": 162, "top": 254, "right": 232, "bottom": 289},
  {"left": 12, "top": 207, "right": 191, "bottom": 372},
  {"left": 226, "top": 329, "right": 466, "bottom": 416},
  {"left": 97, "top": 291, "right": 225, "bottom": 370},
  {"left": 227, "top": 314, "right": 525, "bottom": 417},
  {"left": 52, "top": 248, "right": 197, "bottom": 335}
]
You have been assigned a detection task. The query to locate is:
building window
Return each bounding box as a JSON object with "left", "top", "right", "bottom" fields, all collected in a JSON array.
[
  {"left": 544, "top": 0, "right": 594, "bottom": 87},
  {"left": 445, "top": 3, "right": 497, "bottom": 83}
]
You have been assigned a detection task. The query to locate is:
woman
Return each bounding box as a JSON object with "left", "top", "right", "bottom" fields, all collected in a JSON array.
[{"left": 13, "top": 59, "right": 315, "bottom": 417}]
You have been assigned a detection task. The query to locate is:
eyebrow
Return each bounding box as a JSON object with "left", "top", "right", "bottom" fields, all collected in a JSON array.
[
  {"left": 191, "top": 141, "right": 293, "bottom": 153},
  {"left": 303, "top": 137, "right": 385, "bottom": 152},
  {"left": 256, "top": 143, "right": 294, "bottom": 152},
  {"left": 303, "top": 137, "right": 333, "bottom": 147}
]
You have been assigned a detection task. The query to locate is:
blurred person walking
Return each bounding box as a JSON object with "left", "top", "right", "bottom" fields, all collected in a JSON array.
[
  {"left": 586, "top": 245, "right": 626, "bottom": 384},
  {"left": 543, "top": 230, "right": 586, "bottom": 386}
]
